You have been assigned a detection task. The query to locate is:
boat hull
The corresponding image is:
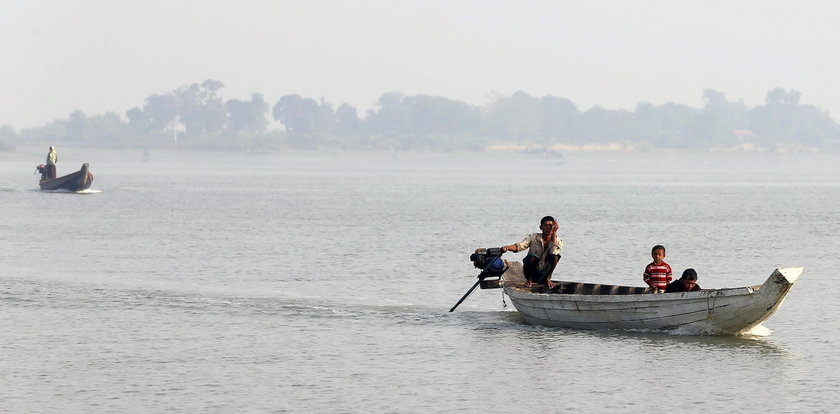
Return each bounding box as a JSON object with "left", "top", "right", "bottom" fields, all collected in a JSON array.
[
  {"left": 501, "top": 264, "right": 802, "bottom": 334},
  {"left": 40, "top": 163, "right": 93, "bottom": 191}
]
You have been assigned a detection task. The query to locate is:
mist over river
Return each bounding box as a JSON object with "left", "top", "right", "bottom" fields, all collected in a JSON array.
[{"left": 1, "top": 147, "right": 838, "bottom": 412}]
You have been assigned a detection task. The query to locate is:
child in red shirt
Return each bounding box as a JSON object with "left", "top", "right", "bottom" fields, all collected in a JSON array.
[{"left": 643, "top": 245, "right": 672, "bottom": 293}]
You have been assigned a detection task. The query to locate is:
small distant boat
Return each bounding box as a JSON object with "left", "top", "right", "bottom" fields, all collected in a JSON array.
[
  {"left": 37, "top": 163, "right": 94, "bottom": 191},
  {"left": 451, "top": 248, "right": 802, "bottom": 335}
]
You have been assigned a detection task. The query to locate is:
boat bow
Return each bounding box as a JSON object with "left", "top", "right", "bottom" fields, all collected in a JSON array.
[{"left": 776, "top": 267, "right": 803, "bottom": 284}]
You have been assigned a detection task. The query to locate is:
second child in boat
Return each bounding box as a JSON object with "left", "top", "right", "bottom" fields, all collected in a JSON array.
[
  {"left": 643, "top": 245, "right": 672, "bottom": 293},
  {"left": 665, "top": 268, "right": 702, "bottom": 292}
]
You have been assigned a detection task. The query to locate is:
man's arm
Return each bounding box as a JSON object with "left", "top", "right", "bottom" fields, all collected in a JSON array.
[
  {"left": 500, "top": 244, "right": 519, "bottom": 253},
  {"left": 501, "top": 234, "right": 531, "bottom": 253}
]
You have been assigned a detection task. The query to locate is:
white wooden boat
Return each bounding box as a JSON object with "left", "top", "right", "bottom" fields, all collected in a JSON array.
[{"left": 496, "top": 262, "right": 802, "bottom": 334}]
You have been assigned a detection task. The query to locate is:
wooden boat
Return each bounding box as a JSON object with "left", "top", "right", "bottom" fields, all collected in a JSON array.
[
  {"left": 451, "top": 248, "right": 802, "bottom": 335},
  {"left": 38, "top": 163, "right": 94, "bottom": 191},
  {"left": 496, "top": 262, "right": 801, "bottom": 334}
]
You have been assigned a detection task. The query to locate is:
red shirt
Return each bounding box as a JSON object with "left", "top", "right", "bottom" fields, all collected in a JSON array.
[{"left": 644, "top": 262, "right": 672, "bottom": 289}]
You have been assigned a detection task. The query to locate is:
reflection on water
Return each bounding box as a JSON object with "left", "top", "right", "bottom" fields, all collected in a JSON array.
[
  {"left": 597, "top": 327, "right": 790, "bottom": 356},
  {"left": 459, "top": 310, "right": 793, "bottom": 359}
]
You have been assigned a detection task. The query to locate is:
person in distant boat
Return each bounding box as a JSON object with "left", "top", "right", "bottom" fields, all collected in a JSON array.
[
  {"left": 665, "top": 268, "right": 701, "bottom": 293},
  {"left": 500, "top": 216, "right": 563, "bottom": 289},
  {"left": 45, "top": 146, "right": 58, "bottom": 179},
  {"left": 643, "top": 245, "right": 672, "bottom": 293}
]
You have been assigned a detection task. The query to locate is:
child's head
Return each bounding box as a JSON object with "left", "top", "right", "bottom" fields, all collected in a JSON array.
[
  {"left": 680, "top": 268, "right": 698, "bottom": 290},
  {"left": 651, "top": 245, "right": 666, "bottom": 264}
]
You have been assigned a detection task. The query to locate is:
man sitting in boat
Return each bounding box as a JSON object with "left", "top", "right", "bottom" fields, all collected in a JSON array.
[
  {"left": 665, "top": 268, "right": 702, "bottom": 293},
  {"left": 499, "top": 216, "right": 563, "bottom": 289},
  {"left": 45, "top": 146, "right": 58, "bottom": 179}
]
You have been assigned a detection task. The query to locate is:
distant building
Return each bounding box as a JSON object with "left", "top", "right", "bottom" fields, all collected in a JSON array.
[
  {"left": 734, "top": 129, "right": 758, "bottom": 139},
  {"left": 732, "top": 129, "right": 760, "bottom": 151}
]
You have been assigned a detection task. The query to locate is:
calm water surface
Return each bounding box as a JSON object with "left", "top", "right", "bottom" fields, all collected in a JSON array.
[{"left": 1, "top": 147, "right": 838, "bottom": 413}]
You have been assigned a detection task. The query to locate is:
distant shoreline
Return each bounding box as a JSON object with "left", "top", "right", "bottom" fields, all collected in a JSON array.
[
  {"left": 3, "top": 141, "right": 826, "bottom": 155},
  {"left": 487, "top": 142, "right": 822, "bottom": 154}
]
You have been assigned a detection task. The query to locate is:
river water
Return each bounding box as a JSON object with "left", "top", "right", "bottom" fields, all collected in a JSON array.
[{"left": 1, "top": 146, "right": 838, "bottom": 412}]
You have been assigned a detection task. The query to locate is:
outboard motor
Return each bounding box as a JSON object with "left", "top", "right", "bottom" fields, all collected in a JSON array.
[
  {"left": 470, "top": 247, "right": 507, "bottom": 278},
  {"left": 35, "top": 164, "right": 48, "bottom": 181},
  {"left": 450, "top": 247, "right": 509, "bottom": 312}
]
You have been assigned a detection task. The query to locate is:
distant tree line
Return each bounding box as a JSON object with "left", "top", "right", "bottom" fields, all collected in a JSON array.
[{"left": 2, "top": 79, "right": 839, "bottom": 151}]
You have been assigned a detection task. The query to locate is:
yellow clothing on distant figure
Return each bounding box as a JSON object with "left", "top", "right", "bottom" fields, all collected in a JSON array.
[
  {"left": 46, "top": 147, "right": 58, "bottom": 165},
  {"left": 45, "top": 146, "right": 58, "bottom": 179}
]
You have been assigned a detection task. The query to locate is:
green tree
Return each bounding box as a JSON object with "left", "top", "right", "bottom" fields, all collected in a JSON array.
[
  {"left": 335, "top": 103, "right": 361, "bottom": 136},
  {"left": 681, "top": 89, "right": 747, "bottom": 148},
  {"left": 86, "top": 112, "right": 130, "bottom": 145},
  {"left": 363, "top": 93, "right": 482, "bottom": 150},
  {"left": 127, "top": 79, "right": 228, "bottom": 145},
  {"left": 177, "top": 80, "right": 228, "bottom": 139},
  {"left": 126, "top": 106, "right": 153, "bottom": 132},
  {"left": 484, "top": 91, "right": 543, "bottom": 142},
  {"left": 365, "top": 92, "right": 409, "bottom": 137},
  {"left": 272, "top": 94, "right": 322, "bottom": 148},
  {"left": 401, "top": 95, "right": 481, "bottom": 135},
  {"left": 577, "top": 106, "right": 638, "bottom": 144},
  {"left": 750, "top": 88, "right": 839, "bottom": 148},
  {"left": 765, "top": 87, "right": 800, "bottom": 106},
  {"left": 634, "top": 102, "right": 697, "bottom": 148},
  {"left": 540, "top": 95, "right": 579, "bottom": 143},
  {"left": 139, "top": 93, "right": 180, "bottom": 132},
  {"left": 226, "top": 93, "right": 269, "bottom": 136},
  {"left": 0, "top": 124, "right": 14, "bottom": 150}
]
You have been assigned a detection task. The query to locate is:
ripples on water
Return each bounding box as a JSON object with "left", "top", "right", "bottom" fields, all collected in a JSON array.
[{"left": 1, "top": 148, "right": 838, "bottom": 412}]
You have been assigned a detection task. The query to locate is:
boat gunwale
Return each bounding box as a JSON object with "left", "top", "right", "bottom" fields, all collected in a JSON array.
[{"left": 502, "top": 283, "right": 757, "bottom": 303}]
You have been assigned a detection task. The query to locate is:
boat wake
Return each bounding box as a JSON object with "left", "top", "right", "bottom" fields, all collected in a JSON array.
[
  {"left": 737, "top": 324, "right": 773, "bottom": 337},
  {"left": 41, "top": 188, "right": 101, "bottom": 194},
  {"left": 666, "top": 323, "right": 773, "bottom": 337}
]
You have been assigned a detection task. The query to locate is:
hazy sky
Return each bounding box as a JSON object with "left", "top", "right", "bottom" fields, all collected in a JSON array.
[{"left": 3, "top": 0, "right": 839, "bottom": 129}]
